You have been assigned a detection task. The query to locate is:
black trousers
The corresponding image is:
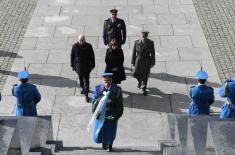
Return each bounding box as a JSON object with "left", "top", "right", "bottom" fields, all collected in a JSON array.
[
  {"left": 77, "top": 71, "right": 90, "bottom": 96},
  {"left": 139, "top": 78, "right": 148, "bottom": 90}
]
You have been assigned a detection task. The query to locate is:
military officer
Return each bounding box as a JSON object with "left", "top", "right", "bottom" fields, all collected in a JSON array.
[
  {"left": 103, "top": 9, "right": 126, "bottom": 48},
  {"left": 218, "top": 78, "right": 235, "bottom": 119},
  {"left": 131, "top": 30, "right": 155, "bottom": 95},
  {"left": 71, "top": 34, "right": 95, "bottom": 102},
  {"left": 188, "top": 70, "right": 214, "bottom": 115},
  {"left": 12, "top": 71, "right": 41, "bottom": 116},
  {"left": 92, "top": 72, "right": 123, "bottom": 152}
]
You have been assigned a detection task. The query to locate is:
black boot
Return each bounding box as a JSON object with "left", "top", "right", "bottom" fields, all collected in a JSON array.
[{"left": 106, "top": 145, "right": 113, "bottom": 152}]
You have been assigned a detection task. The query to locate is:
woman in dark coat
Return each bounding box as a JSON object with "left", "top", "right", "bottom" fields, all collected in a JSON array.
[{"left": 105, "top": 39, "right": 126, "bottom": 84}]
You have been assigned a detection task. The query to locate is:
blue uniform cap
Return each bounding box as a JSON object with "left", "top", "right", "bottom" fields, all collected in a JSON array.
[
  {"left": 102, "top": 72, "right": 113, "bottom": 77},
  {"left": 18, "top": 71, "right": 29, "bottom": 79},
  {"left": 196, "top": 70, "right": 208, "bottom": 80}
]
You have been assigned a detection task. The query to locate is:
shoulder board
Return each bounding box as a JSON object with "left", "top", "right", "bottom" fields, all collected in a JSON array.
[
  {"left": 116, "top": 85, "right": 122, "bottom": 90},
  {"left": 13, "top": 84, "right": 17, "bottom": 87},
  {"left": 29, "top": 83, "right": 36, "bottom": 87},
  {"left": 225, "top": 80, "right": 233, "bottom": 83},
  {"left": 209, "top": 86, "right": 214, "bottom": 90},
  {"left": 190, "top": 85, "right": 196, "bottom": 89}
]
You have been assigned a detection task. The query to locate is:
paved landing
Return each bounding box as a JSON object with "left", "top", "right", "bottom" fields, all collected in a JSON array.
[{"left": 0, "top": 0, "right": 226, "bottom": 148}]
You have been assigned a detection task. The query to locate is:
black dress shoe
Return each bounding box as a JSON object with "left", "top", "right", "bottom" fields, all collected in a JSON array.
[
  {"left": 106, "top": 145, "right": 113, "bottom": 152},
  {"left": 80, "top": 90, "right": 84, "bottom": 94},
  {"left": 85, "top": 95, "right": 89, "bottom": 103},
  {"left": 137, "top": 82, "right": 142, "bottom": 88},
  {"left": 143, "top": 88, "right": 147, "bottom": 96},
  {"left": 102, "top": 144, "right": 106, "bottom": 150}
]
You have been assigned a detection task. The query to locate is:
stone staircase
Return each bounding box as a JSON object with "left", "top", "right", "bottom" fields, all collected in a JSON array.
[
  {"left": 0, "top": 116, "right": 59, "bottom": 155},
  {"left": 1, "top": 114, "right": 235, "bottom": 155},
  {"left": 53, "top": 113, "right": 235, "bottom": 155}
]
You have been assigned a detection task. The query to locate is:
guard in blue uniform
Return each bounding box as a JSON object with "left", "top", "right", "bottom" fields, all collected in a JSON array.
[
  {"left": 219, "top": 78, "right": 235, "bottom": 119},
  {"left": 92, "top": 72, "right": 123, "bottom": 152},
  {"left": 188, "top": 70, "right": 214, "bottom": 115},
  {"left": 12, "top": 71, "right": 41, "bottom": 116},
  {"left": 103, "top": 9, "right": 126, "bottom": 47}
]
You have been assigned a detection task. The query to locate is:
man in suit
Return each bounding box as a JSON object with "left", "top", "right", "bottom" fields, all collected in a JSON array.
[
  {"left": 71, "top": 34, "right": 95, "bottom": 102},
  {"left": 12, "top": 71, "right": 41, "bottom": 116},
  {"left": 103, "top": 9, "right": 126, "bottom": 48},
  {"left": 188, "top": 70, "right": 215, "bottom": 115},
  {"left": 131, "top": 30, "right": 155, "bottom": 95}
]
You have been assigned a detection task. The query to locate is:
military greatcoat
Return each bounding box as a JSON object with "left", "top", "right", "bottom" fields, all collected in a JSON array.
[{"left": 131, "top": 38, "right": 155, "bottom": 82}]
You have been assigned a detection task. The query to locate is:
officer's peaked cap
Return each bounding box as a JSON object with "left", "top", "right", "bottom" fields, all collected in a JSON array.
[
  {"left": 102, "top": 72, "right": 113, "bottom": 77},
  {"left": 140, "top": 30, "right": 150, "bottom": 34},
  {"left": 110, "top": 9, "right": 118, "bottom": 14},
  {"left": 196, "top": 70, "right": 208, "bottom": 80},
  {"left": 18, "top": 71, "right": 29, "bottom": 79}
]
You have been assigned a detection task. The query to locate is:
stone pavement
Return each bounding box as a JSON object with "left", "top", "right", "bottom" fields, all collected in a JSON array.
[
  {"left": 0, "top": 0, "right": 227, "bottom": 151},
  {"left": 0, "top": 0, "right": 38, "bottom": 90},
  {"left": 192, "top": 0, "right": 235, "bottom": 81}
]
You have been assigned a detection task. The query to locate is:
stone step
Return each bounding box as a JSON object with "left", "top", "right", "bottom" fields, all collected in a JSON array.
[
  {"left": 208, "top": 121, "right": 235, "bottom": 155},
  {"left": 174, "top": 115, "right": 221, "bottom": 148},
  {"left": 0, "top": 117, "right": 20, "bottom": 155},
  {"left": 0, "top": 116, "right": 55, "bottom": 155},
  {"left": 54, "top": 146, "right": 162, "bottom": 155},
  {"left": 56, "top": 112, "right": 173, "bottom": 147},
  {"left": 187, "top": 115, "right": 220, "bottom": 154},
  {"left": 163, "top": 147, "right": 216, "bottom": 155}
]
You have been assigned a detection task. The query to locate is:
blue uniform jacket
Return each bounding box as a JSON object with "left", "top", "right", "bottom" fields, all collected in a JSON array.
[
  {"left": 12, "top": 83, "right": 41, "bottom": 116},
  {"left": 92, "top": 83, "right": 123, "bottom": 145},
  {"left": 188, "top": 84, "right": 214, "bottom": 115},
  {"left": 219, "top": 79, "right": 235, "bottom": 119},
  {"left": 103, "top": 18, "right": 126, "bottom": 46}
]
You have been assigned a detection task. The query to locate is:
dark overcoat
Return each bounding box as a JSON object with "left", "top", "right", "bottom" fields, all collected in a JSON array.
[
  {"left": 131, "top": 38, "right": 155, "bottom": 81},
  {"left": 105, "top": 48, "right": 126, "bottom": 84},
  {"left": 103, "top": 18, "right": 126, "bottom": 46},
  {"left": 70, "top": 42, "right": 95, "bottom": 74}
]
